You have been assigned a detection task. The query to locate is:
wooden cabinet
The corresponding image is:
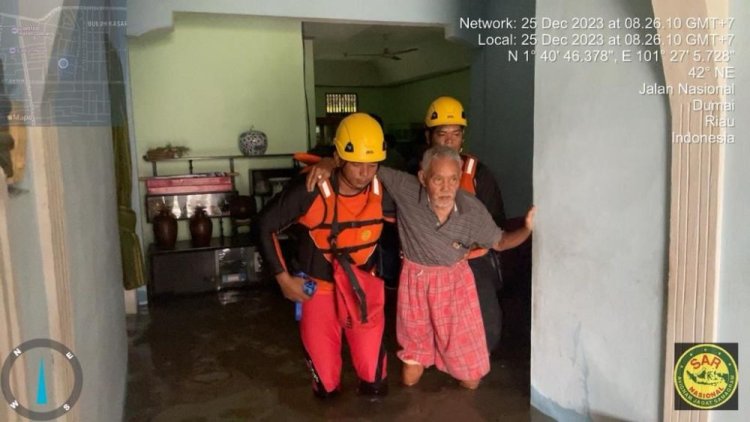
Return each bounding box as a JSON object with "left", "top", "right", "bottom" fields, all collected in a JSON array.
[{"left": 148, "top": 236, "right": 264, "bottom": 299}]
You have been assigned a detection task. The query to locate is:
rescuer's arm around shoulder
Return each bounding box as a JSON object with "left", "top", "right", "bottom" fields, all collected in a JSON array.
[
  {"left": 304, "top": 156, "right": 416, "bottom": 196},
  {"left": 257, "top": 176, "right": 318, "bottom": 302},
  {"left": 374, "top": 165, "right": 417, "bottom": 193}
]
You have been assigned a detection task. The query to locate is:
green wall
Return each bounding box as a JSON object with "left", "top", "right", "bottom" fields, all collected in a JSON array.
[
  {"left": 129, "top": 13, "right": 308, "bottom": 241},
  {"left": 315, "top": 69, "right": 470, "bottom": 134},
  {"left": 129, "top": 13, "right": 307, "bottom": 159},
  {"left": 314, "top": 86, "right": 389, "bottom": 120},
  {"left": 387, "top": 70, "right": 470, "bottom": 127}
]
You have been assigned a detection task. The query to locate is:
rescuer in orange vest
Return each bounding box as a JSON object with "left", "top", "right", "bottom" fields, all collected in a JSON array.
[{"left": 258, "top": 113, "right": 394, "bottom": 398}]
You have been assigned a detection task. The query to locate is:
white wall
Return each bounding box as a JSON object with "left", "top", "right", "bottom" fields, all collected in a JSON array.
[
  {"left": 530, "top": 0, "right": 668, "bottom": 420},
  {"left": 127, "top": 0, "right": 467, "bottom": 37},
  {"left": 4, "top": 1, "right": 128, "bottom": 420},
  {"left": 45, "top": 2, "right": 128, "bottom": 418},
  {"left": 6, "top": 145, "right": 51, "bottom": 342},
  {"left": 58, "top": 127, "right": 128, "bottom": 422},
  {"left": 715, "top": 0, "right": 748, "bottom": 420},
  {"left": 6, "top": 136, "right": 126, "bottom": 422}
]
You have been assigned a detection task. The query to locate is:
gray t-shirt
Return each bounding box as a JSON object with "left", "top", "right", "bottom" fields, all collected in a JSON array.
[{"left": 377, "top": 166, "right": 504, "bottom": 267}]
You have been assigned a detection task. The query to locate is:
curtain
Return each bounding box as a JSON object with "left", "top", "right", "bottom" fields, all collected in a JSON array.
[
  {"left": 0, "top": 60, "right": 14, "bottom": 180},
  {"left": 106, "top": 34, "right": 146, "bottom": 290}
]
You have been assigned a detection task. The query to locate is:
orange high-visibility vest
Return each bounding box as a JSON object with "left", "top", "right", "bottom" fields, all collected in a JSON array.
[
  {"left": 460, "top": 154, "right": 478, "bottom": 195},
  {"left": 460, "top": 154, "right": 490, "bottom": 259},
  {"left": 298, "top": 177, "right": 384, "bottom": 265}
]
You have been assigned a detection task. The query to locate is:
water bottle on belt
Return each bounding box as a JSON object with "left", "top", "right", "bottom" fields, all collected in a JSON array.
[{"left": 294, "top": 271, "right": 317, "bottom": 321}]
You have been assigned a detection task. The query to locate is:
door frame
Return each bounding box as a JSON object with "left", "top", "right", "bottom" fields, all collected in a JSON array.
[{"left": 651, "top": 0, "right": 729, "bottom": 420}]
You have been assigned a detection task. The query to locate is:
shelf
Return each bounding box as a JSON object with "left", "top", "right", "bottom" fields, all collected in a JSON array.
[
  {"left": 143, "top": 153, "right": 295, "bottom": 162},
  {"left": 138, "top": 172, "right": 239, "bottom": 182},
  {"left": 145, "top": 190, "right": 236, "bottom": 198},
  {"left": 144, "top": 154, "right": 284, "bottom": 300},
  {"left": 149, "top": 234, "right": 255, "bottom": 255},
  {"left": 143, "top": 153, "right": 298, "bottom": 178}
]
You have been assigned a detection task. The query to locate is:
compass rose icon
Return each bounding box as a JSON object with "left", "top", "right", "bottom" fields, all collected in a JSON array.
[{"left": 1, "top": 339, "right": 83, "bottom": 420}]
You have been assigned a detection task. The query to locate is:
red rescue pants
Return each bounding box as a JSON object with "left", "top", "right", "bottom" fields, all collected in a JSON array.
[
  {"left": 299, "top": 287, "right": 387, "bottom": 393},
  {"left": 396, "top": 258, "right": 490, "bottom": 381}
]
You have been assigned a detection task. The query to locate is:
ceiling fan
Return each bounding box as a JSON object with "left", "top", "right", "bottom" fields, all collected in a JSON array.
[{"left": 344, "top": 47, "right": 419, "bottom": 61}]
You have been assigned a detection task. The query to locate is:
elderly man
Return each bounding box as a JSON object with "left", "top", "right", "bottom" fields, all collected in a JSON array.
[
  {"left": 416, "top": 96, "right": 508, "bottom": 353},
  {"left": 307, "top": 146, "right": 534, "bottom": 389}
]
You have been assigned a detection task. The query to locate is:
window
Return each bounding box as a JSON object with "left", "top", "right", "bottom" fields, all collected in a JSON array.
[{"left": 325, "top": 93, "right": 358, "bottom": 114}]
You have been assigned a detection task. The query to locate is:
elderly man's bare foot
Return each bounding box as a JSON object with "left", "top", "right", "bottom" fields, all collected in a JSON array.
[
  {"left": 401, "top": 363, "right": 424, "bottom": 386},
  {"left": 459, "top": 379, "right": 481, "bottom": 390}
]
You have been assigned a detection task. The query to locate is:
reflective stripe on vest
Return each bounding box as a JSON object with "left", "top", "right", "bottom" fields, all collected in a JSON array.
[
  {"left": 460, "top": 155, "right": 489, "bottom": 259},
  {"left": 460, "top": 154, "right": 477, "bottom": 195},
  {"left": 298, "top": 177, "right": 384, "bottom": 265}
]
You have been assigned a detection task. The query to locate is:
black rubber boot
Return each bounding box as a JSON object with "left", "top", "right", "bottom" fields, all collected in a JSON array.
[
  {"left": 357, "top": 379, "right": 389, "bottom": 397},
  {"left": 312, "top": 386, "right": 340, "bottom": 400}
]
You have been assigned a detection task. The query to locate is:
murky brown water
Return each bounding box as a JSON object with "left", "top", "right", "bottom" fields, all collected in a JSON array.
[{"left": 125, "top": 287, "right": 545, "bottom": 421}]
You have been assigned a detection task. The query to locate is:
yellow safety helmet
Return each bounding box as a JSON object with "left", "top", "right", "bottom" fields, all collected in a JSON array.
[
  {"left": 333, "top": 113, "right": 386, "bottom": 163},
  {"left": 424, "top": 96, "right": 467, "bottom": 128}
]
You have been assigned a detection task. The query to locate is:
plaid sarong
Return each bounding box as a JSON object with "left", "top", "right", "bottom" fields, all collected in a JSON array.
[{"left": 396, "top": 258, "right": 490, "bottom": 381}]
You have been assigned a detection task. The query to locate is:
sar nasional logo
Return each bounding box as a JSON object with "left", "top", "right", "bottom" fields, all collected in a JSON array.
[
  {"left": 674, "top": 343, "right": 738, "bottom": 410},
  {"left": 1, "top": 339, "right": 83, "bottom": 420}
]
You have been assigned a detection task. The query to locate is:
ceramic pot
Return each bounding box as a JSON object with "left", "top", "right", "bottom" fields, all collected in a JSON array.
[
  {"left": 152, "top": 208, "right": 177, "bottom": 250},
  {"left": 189, "top": 206, "right": 213, "bottom": 247},
  {"left": 229, "top": 195, "right": 256, "bottom": 220},
  {"left": 238, "top": 128, "right": 268, "bottom": 156}
]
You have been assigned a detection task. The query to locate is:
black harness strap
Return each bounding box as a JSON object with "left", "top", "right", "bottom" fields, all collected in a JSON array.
[
  {"left": 329, "top": 177, "right": 369, "bottom": 324},
  {"left": 315, "top": 218, "right": 384, "bottom": 230},
  {"left": 317, "top": 240, "right": 379, "bottom": 255}
]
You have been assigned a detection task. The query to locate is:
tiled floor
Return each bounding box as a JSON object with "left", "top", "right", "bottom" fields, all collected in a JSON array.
[{"left": 125, "top": 287, "right": 549, "bottom": 421}]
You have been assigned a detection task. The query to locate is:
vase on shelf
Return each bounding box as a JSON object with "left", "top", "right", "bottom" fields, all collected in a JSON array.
[
  {"left": 229, "top": 195, "right": 255, "bottom": 220},
  {"left": 238, "top": 127, "right": 268, "bottom": 156},
  {"left": 189, "top": 206, "right": 213, "bottom": 247},
  {"left": 228, "top": 195, "right": 255, "bottom": 237},
  {"left": 152, "top": 207, "right": 177, "bottom": 250}
]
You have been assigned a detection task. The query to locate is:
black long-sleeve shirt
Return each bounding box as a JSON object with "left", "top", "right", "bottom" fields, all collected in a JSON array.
[
  {"left": 472, "top": 160, "right": 507, "bottom": 229},
  {"left": 257, "top": 173, "right": 395, "bottom": 283}
]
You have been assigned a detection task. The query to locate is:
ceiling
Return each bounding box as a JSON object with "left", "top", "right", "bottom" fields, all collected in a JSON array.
[{"left": 303, "top": 22, "right": 471, "bottom": 86}]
